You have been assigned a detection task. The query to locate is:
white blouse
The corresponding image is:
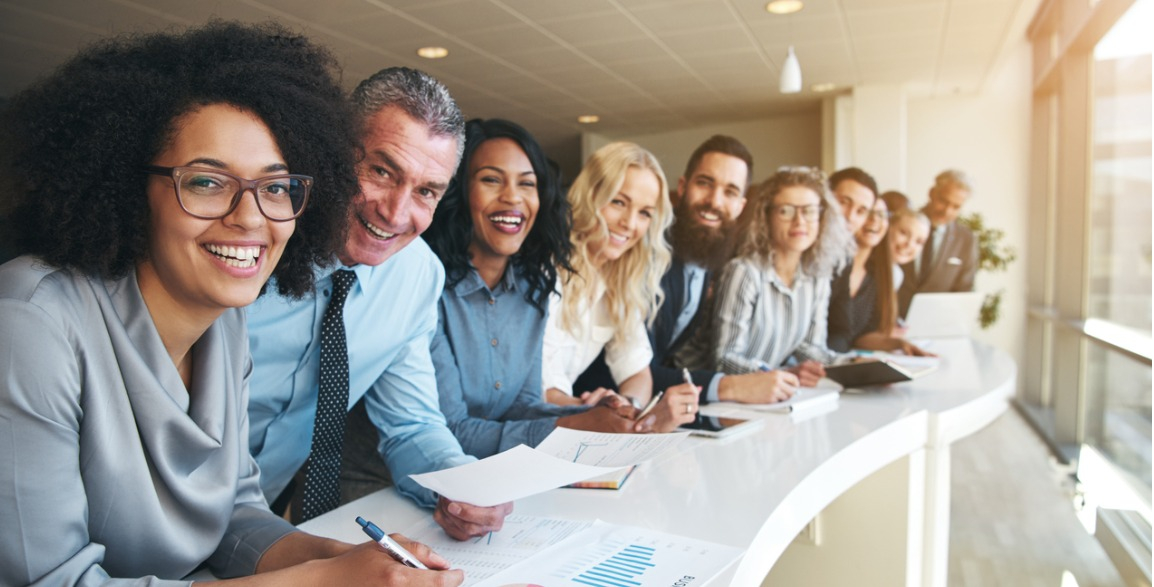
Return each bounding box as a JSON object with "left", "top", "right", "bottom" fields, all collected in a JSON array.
[{"left": 541, "top": 277, "right": 653, "bottom": 396}]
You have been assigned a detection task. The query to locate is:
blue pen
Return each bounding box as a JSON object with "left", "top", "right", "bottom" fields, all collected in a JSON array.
[
  {"left": 356, "top": 516, "right": 429, "bottom": 569},
  {"left": 758, "top": 362, "right": 772, "bottom": 372}
]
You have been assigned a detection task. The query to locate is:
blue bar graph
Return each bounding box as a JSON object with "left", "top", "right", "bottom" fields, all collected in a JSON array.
[{"left": 571, "top": 544, "right": 657, "bottom": 587}]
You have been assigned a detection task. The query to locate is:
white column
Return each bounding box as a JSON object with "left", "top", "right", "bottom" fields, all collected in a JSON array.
[{"left": 848, "top": 84, "right": 908, "bottom": 193}]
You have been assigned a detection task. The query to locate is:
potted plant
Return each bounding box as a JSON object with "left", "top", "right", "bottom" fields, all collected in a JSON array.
[{"left": 958, "top": 212, "right": 1017, "bottom": 328}]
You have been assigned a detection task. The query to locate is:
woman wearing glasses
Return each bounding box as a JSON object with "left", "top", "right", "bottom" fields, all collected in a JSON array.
[
  {"left": 0, "top": 22, "right": 457, "bottom": 586},
  {"left": 678, "top": 167, "right": 853, "bottom": 381}
]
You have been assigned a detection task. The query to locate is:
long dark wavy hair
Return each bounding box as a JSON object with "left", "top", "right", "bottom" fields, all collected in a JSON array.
[
  {"left": 0, "top": 21, "right": 359, "bottom": 298},
  {"left": 423, "top": 118, "right": 572, "bottom": 314}
]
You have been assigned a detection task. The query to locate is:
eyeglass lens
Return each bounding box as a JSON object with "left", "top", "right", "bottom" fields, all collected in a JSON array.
[
  {"left": 774, "top": 204, "right": 821, "bottom": 221},
  {"left": 177, "top": 169, "right": 307, "bottom": 220}
]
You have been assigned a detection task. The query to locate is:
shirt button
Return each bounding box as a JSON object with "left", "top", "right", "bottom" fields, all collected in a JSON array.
[
  {"left": 490, "top": 338, "right": 498, "bottom": 347},
  {"left": 488, "top": 298, "right": 495, "bottom": 305},
  {"left": 494, "top": 381, "right": 502, "bottom": 389}
]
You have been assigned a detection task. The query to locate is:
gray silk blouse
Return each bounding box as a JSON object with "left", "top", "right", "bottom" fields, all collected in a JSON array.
[{"left": 0, "top": 256, "right": 295, "bottom": 586}]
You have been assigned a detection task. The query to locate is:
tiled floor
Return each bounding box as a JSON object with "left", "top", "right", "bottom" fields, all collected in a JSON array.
[{"left": 949, "top": 408, "right": 1126, "bottom": 586}]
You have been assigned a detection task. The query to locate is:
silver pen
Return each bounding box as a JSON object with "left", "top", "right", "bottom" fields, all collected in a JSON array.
[{"left": 356, "top": 516, "right": 428, "bottom": 569}]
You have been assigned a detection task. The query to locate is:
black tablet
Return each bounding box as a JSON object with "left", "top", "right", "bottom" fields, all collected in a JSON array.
[{"left": 824, "top": 359, "right": 917, "bottom": 388}]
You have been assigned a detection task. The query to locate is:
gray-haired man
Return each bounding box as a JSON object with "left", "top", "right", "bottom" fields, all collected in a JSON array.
[{"left": 246, "top": 67, "right": 512, "bottom": 540}]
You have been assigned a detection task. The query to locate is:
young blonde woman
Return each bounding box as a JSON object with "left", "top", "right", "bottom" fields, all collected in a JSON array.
[
  {"left": 678, "top": 167, "right": 854, "bottom": 386},
  {"left": 542, "top": 142, "right": 697, "bottom": 431}
]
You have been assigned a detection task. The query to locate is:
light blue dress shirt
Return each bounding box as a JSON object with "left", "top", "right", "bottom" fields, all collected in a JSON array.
[
  {"left": 433, "top": 265, "right": 580, "bottom": 459},
  {"left": 246, "top": 240, "right": 474, "bottom": 509}
]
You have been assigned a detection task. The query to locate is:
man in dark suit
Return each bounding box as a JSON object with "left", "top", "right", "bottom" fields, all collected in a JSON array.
[
  {"left": 576, "top": 135, "right": 799, "bottom": 404},
  {"left": 898, "top": 169, "right": 979, "bottom": 316}
]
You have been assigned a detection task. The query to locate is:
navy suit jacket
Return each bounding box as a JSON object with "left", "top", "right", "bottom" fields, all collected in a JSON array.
[{"left": 573, "top": 259, "right": 718, "bottom": 403}]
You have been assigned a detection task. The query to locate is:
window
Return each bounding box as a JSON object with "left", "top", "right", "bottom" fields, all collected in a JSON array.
[{"left": 1026, "top": 0, "right": 1152, "bottom": 511}]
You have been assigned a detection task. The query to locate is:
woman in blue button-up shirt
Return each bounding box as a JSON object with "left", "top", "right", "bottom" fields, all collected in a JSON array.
[{"left": 423, "top": 119, "right": 643, "bottom": 459}]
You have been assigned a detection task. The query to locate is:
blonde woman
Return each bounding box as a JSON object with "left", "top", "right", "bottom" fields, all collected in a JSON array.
[
  {"left": 542, "top": 142, "right": 697, "bottom": 431},
  {"left": 678, "top": 167, "right": 854, "bottom": 386}
]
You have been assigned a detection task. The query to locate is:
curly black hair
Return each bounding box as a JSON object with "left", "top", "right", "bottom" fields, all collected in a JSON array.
[
  {"left": 0, "top": 21, "right": 359, "bottom": 298},
  {"left": 423, "top": 118, "right": 572, "bottom": 314}
]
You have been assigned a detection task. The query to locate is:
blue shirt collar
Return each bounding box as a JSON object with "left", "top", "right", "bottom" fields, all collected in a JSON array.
[{"left": 451, "top": 263, "right": 521, "bottom": 298}]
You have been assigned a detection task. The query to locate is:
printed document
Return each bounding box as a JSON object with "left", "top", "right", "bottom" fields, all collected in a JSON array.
[
  {"left": 404, "top": 515, "right": 595, "bottom": 585},
  {"left": 473, "top": 520, "right": 744, "bottom": 587},
  {"left": 409, "top": 430, "right": 687, "bottom": 506}
]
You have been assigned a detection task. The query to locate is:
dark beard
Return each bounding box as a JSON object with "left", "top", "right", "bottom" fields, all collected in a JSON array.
[{"left": 668, "top": 201, "right": 735, "bottom": 271}]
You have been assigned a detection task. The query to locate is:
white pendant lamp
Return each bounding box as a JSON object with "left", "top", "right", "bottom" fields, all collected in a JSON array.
[{"left": 780, "top": 46, "right": 802, "bottom": 94}]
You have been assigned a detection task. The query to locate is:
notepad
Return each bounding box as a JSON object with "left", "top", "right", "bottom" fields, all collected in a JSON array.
[
  {"left": 752, "top": 383, "right": 841, "bottom": 413},
  {"left": 566, "top": 464, "right": 637, "bottom": 489}
]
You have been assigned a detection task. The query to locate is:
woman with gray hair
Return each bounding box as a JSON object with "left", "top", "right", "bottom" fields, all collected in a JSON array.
[{"left": 677, "top": 167, "right": 854, "bottom": 386}]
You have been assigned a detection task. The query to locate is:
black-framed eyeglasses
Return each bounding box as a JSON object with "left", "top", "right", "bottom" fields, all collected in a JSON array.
[
  {"left": 772, "top": 203, "right": 823, "bottom": 222},
  {"left": 142, "top": 165, "right": 312, "bottom": 221}
]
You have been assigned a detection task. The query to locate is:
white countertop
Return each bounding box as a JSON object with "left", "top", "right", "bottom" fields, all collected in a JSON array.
[{"left": 302, "top": 337, "right": 1016, "bottom": 586}]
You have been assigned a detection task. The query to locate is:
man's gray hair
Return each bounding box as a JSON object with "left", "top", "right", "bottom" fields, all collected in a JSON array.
[
  {"left": 932, "top": 169, "right": 973, "bottom": 196},
  {"left": 351, "top": 66, "right": 465, "bottom": 163}
]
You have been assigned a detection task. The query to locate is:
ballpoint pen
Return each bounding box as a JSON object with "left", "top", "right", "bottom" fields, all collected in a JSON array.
[
  {"left": 356, "top": 516, "right": 429, "bottom": 569},
  {"left": 634, "top": 390, "right": 665, "bottom": 421}
]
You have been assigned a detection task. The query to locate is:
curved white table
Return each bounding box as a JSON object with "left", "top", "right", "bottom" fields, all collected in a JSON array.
[{"left": 303, "top": 337, "right": 1015, "bottom": 587}]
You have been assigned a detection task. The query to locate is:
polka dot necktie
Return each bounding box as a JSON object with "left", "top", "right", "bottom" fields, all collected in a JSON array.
[{"left": 300, "top": 269, "right": 356, "bottom": 522}]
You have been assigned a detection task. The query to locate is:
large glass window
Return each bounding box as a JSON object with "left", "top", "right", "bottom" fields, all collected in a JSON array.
[
  {"left": 1089, "top": 0, "right": 1152, "bottom": 333},
  {"left": 1086, "top": 0, "right": 1152, "bottom": 501},
  {"left": 1027, "top": 0, "right": 1153, "bottom": 526},
  {"left": 1085, "top": 344, "right": 1152, "bottom": 500}
]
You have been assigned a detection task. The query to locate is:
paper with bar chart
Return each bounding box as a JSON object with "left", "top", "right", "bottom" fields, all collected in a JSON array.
[{"left": 473, "top": 521, "right": 744, "bottom": 587}]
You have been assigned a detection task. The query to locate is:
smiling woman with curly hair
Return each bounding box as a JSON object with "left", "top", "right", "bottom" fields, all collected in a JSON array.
[
  {"left": 0, "top": 20, "right": 461, "bottom": 587},
  {"left": 677, "top": 166, "right": 855, "bottom": 385}
]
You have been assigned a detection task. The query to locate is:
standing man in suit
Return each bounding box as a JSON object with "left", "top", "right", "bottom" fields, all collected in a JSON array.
[
  {"left": 898, "top": 169, "right": 979, "bottom": 315},
  {"left": 576, "top": 135, "right": 800, "bottom": 403}
]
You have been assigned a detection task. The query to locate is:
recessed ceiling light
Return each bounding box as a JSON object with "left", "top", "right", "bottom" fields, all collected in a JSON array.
[
  {"left": 812, "top": 82, "right": 836, "bottom": 92},
  {"left": 766, "top": 0, "right": 804, "bottom": 15},
  {"left": 417, "top": 46, "right": 448, "bottom": 59},
  {"left": 577, "top": 115, "right": 600, "bottom": 124}
]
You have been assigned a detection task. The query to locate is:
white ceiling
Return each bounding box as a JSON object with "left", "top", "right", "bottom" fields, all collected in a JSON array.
[{"left": 0, "top": 0, "right": 1034, "bottom": 155}]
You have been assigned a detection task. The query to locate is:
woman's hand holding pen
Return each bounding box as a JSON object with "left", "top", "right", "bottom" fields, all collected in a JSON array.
[
  {"left": 261, "top": 536, "right": 462, "bottom": 586},
  {"left": 332, "top": 539, "right": 463, "bottom": 586},
  {"left": 717, "top": 370, "right": 799, "bottom": 403}
]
